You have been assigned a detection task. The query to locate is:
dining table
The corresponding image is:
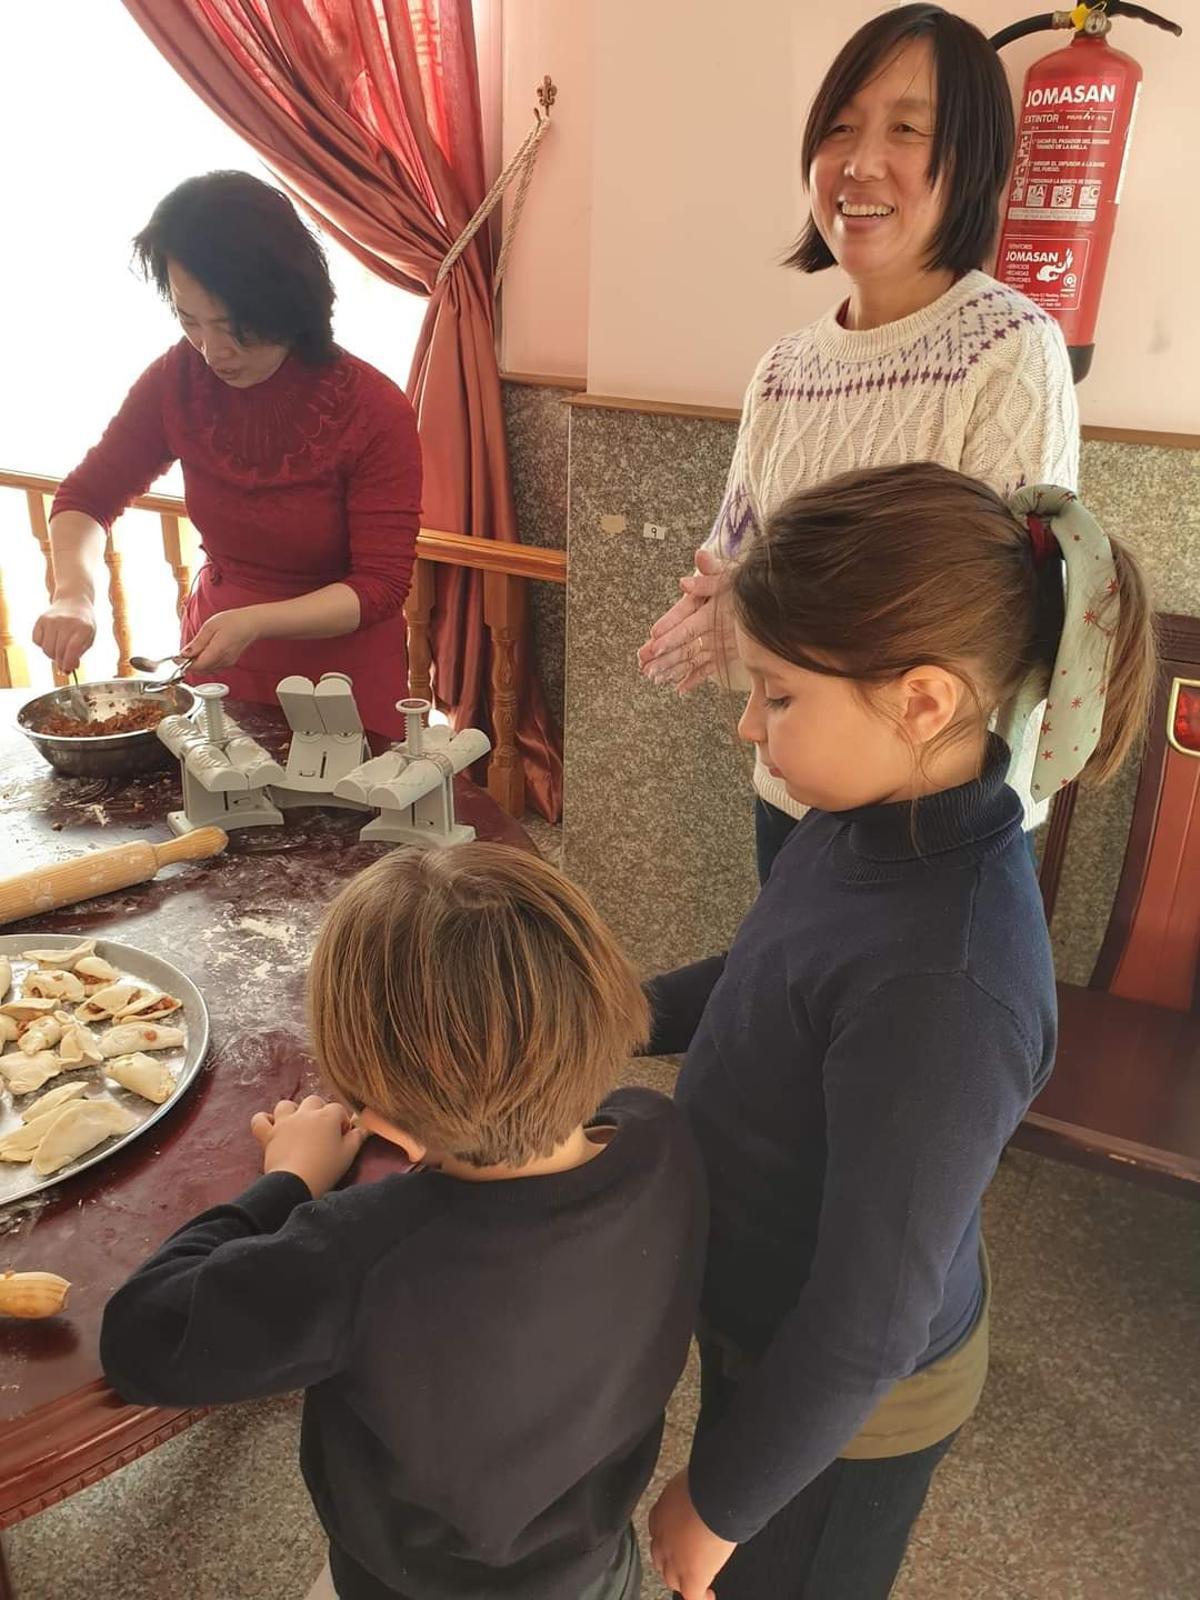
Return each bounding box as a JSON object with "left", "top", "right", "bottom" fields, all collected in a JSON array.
[{"left": 0, "top": 689, "right": 535, "bottom": 1595}]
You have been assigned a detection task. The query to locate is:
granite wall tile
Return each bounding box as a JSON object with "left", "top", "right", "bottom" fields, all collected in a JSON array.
[
  {"left": 563, "top": 404, "right": 756, "bottom": 972},
  {"left": 1079, "top": 439, "right": 1200, "bottom": 535},
  {"left": 502, "top": 381, "right": 571, "bottom": 735}
]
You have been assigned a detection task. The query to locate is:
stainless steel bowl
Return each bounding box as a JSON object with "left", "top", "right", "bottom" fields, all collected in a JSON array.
[{"left": 17, "top": 679, "right": 197, "bottom": 778}]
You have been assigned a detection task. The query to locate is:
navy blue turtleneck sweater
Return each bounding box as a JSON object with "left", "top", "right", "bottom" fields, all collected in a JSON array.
[{"left": 650, "top": 740, "right": 1056, "bottom": 1543}]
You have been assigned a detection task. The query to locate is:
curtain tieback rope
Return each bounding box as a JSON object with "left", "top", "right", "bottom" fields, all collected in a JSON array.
[{"left": 435, "top": 76, "right": 556, "bottom": 295}]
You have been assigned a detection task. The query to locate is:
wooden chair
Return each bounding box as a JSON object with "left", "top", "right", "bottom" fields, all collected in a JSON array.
[{"left": 1019, "top": 613, "right": 1200, "bottom": 1194}]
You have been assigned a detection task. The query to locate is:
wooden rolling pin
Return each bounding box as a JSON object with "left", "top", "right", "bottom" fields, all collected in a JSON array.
[{"left": 0, "top": 828, "right": 228, "bottom": 926}]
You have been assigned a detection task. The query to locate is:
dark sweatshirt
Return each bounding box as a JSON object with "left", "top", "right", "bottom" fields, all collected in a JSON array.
[
  {"left": 101, "top": 1088, "right": 706, "bottom": 1600},
  {"left": 650, "top": 741, "right": 1056, "bottom": 1542}
]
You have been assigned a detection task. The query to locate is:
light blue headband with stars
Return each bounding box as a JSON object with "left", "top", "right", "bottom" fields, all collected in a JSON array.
[{"left": 1001, "top": 484, "right": 1120, "bottom": 803}]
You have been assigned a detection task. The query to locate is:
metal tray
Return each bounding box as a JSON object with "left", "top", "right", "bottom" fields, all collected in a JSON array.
[{"left": 0, "top": 933, "right": 209, "bottom": 1204}]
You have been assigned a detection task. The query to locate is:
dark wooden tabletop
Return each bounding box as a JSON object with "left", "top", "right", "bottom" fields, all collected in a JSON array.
[{"left": 0, "top": 690, "right": 534, "bottom": 1525}]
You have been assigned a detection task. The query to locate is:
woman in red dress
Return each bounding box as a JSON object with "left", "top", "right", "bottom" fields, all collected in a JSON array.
[{"left": 33, "top": 171, "right": 422, "bottom": 739}]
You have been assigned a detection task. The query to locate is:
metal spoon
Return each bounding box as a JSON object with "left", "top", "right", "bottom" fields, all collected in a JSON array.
[
  {"left": 129, "top": 653, "right": 192, "bottom": 693},
  {"left": 62, "top": 670, "right": 90, "bottom": 720},
  {"left": 129, "top": 653, "right": 188, "bottom": 674}
]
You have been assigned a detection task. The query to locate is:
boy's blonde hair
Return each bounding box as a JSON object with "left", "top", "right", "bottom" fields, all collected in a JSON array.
[{"left": 308, "top": 844, "right": 650, "bottom": 1168}]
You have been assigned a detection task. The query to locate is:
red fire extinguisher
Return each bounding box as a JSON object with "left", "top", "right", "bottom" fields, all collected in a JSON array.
[{"left": 992, "top": 2, "right": 1182, "bottom": 382}]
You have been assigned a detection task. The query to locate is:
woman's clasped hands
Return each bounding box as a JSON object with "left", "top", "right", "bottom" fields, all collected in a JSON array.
[{"left": 637, "top": 549, "right": 735, "bottom": 694}]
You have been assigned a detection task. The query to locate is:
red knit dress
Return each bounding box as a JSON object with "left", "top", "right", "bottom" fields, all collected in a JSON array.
[{"left": 51, "top": 340, "right": 422, "bottom": 738}]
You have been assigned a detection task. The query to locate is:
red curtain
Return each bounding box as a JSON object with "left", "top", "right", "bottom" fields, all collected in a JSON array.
[{"left": 122, "top": 0, "right": 562, "bottom": 820}]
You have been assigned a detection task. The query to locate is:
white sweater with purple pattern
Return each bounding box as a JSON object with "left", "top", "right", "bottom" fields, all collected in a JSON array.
[{"left": 706, "top": 271, "right": 1080, "bottom": 824}]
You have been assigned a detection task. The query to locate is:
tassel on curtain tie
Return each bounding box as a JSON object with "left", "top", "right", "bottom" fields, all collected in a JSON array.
[{"left": 435, "top": 77, "right": 556, "bottom": 295}]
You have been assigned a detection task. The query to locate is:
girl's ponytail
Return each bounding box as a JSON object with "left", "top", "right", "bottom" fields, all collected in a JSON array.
[
  {"left": 1086, "top": 536, "right": 1156, "bottom": 785},
  {"left": 1008, "top": 485, "right": 1156, "bottom": 799}
]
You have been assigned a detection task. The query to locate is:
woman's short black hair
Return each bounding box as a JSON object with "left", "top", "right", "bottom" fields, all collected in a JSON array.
[
  {"left": 787, "top": 4, "right": 1014, "bottom": 277},
  {"left": 133, "top": 171, "right": 336, "bottom": 364}
]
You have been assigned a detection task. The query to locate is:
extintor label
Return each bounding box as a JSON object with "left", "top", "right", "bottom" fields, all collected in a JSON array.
[
  {"left": 1006, "top": 78, "right": 1126, "bottom": 224},
  {"left": 996, "top": 235, "right": 1091, "bottom": 313}
]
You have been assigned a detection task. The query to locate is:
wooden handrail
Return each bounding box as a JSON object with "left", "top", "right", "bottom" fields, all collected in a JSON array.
[
  {"left": 0, "top": 469, "right": 567, "bottom": 586},
  {"left": 415, "top": 527, "right": 565, "bottom": 583},
  {"left": 0, "top": 469, "right": 190, "bottom": 517}
]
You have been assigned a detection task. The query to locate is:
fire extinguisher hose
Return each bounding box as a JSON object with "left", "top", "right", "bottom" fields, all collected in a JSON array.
[
  {"left": 991, "top": 13, "right": 1062, "bottom": 50},
  {"left": 1107, "top": 4, "right": 1182, "bottom": 35},
  {"left": 992, "top": 3, "right": 1182, "bottom": 50}
]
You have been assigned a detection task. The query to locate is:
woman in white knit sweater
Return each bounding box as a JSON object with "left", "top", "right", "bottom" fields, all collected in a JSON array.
[{"left": 639, "top": 3, "right": 1079, "bottom": 882}]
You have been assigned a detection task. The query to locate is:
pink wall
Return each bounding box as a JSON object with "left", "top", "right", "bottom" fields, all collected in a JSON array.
[
  {"left": 501, "top": 0, "right": 1198, "bottom": 431},
  {"left": 499, "top": 0, "right": 594, "bottom": 379}
]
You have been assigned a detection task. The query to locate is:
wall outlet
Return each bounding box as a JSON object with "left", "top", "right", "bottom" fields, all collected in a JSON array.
[{"left": 643, "top": 522, "right": 667, "bottom": 540}]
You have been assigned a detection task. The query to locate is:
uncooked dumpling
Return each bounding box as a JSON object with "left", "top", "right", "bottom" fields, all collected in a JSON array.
[
  {"left": 20, "top": 1081, "right": 89, "bottom": 1125},
  {"left": 31, "top": 1097, "right": 138, "bottom": 1176},
  {"left": 76, "top": 982, "right": 144, "bottom": 1023},
  {"left": 117, "top": 991, "right": 182, "bottom": 1021},
  {"left": 106, "top": 1052, "right": 175, "bottom": 1104},
  {"left": 0, "top": 1080, "right": 90, "bottom": 1160},
  {"left": 98, "top": 1022, "right": 185, "bottom": 1057},
  {"left": 21, "top": 970, "right": 86, "bottom": 1004},
  {"left": 1, "top": 998, "right": 58, "bottom": 1024},
  {"left": 17, "top": 1016, "right": 65, "bottom": 1056},
  {"left": 0, "top": 1053, "right": 63, "bottom": 1095},
  {"left": 57, "top": 1023, "right": 103, "bottom": 1067},
  {"left": 20, "top": 940, "right": 96, "bottom": 969},
  {"left": 0, "top": 1017, "right": 17, "bottom": 1044},
  {"left": 0, "top": 1122, "right": 51, "bottom": 1163},
  {"left": 0, "top": 957, "right": 10, "bottom": 1001},
  {"left": 74, "top": 954, "right": 120, "bottom": 991}
]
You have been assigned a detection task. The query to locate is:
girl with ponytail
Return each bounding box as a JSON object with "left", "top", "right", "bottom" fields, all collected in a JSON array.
[{"left": 646, "top": 461, "right": 1155, "bottom": 1600}]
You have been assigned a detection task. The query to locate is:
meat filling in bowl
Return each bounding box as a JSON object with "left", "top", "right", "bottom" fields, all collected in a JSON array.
[{"left": 34, "top": 704, "right": 164, "bottom": 738}]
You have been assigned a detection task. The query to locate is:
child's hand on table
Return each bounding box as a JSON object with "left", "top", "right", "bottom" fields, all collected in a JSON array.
[
  {"left": 251, "top": 1095, "right": 367, "bottom": 1199},
  {"left": 649, "top": 1469, "right": 737, "bottom": 1599}
]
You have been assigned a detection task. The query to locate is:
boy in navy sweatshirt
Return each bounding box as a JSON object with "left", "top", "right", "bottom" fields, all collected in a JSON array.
[{"left": 102, "top": 844, "right": 706, "bottom": 1600}]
